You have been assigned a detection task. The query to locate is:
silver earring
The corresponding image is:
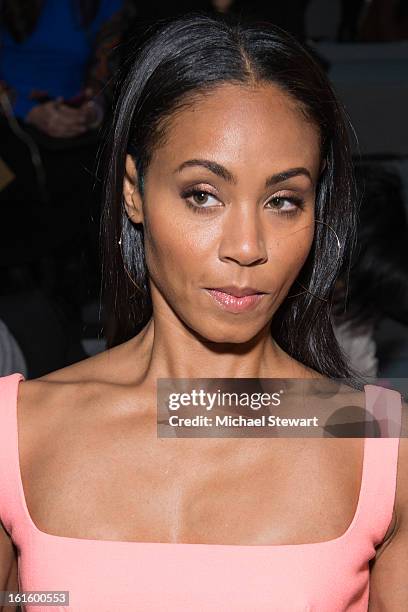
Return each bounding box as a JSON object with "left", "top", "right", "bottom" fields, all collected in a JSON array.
[
  {"left": 117, "top": 225, "right": 144, "bottom": 293},
  {"left": 287, "top": 219, "right": 342, "bottom": 302}
]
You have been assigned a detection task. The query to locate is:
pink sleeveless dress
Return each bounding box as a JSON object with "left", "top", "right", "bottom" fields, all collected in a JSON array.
[{"left": 0, "top": 372, "right": 402, "bottom": 611}]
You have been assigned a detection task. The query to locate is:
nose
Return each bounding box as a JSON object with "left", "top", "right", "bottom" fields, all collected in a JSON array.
[{"left": 218, "top": 203, "right": 268, "bottom": 267}]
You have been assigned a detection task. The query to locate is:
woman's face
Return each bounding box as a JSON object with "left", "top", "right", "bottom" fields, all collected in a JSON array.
[{"left": 124, "top": 82, "right": 322, "bottom": 343}]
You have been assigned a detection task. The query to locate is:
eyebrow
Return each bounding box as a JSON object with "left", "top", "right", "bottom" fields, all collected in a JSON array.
[{"left": 175, "top": 159, "right": 313, "bottom": 188}]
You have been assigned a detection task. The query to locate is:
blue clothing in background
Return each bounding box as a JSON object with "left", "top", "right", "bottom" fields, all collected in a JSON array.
[{"left": 0, "top": 0, "right": 123, "bottom": 118}]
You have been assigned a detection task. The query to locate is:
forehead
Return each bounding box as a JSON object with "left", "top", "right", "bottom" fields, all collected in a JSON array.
[{"left": 151, "top": 82, "right": 321, "bottom": 176}]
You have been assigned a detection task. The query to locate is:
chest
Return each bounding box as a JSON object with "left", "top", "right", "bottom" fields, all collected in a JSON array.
[{"left": 19, "top": 415, "right": 363, "bottom": 546}]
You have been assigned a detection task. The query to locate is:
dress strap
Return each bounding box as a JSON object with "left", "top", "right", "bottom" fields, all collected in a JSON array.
[
  {"left": 0, "top": 372, "right": 26, "bottom": 538},
  {"left": 356, "top": 384, "right": 402, "bottom": 548}
]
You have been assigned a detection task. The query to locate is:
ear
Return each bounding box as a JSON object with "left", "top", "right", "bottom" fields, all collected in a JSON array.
[{"left": 123, "top": 154, "right": 144, "bottom": 224}]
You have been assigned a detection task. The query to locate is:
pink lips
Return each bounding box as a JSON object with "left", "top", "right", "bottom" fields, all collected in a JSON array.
[{"left": 206, "top": 289, "right": 265, "bottom": 313}]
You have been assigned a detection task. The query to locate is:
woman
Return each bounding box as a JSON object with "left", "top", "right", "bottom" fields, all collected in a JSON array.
[{"left": 0, "top": 13, "right": 407, "bottom": 611}]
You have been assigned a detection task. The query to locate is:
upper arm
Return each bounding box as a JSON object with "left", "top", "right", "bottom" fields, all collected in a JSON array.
[
  {"left": 0, "top": 518, "right": 18, "bottom": 611},
  {"left": 368, "top": 400, "right": 408, "bottom": 611}
]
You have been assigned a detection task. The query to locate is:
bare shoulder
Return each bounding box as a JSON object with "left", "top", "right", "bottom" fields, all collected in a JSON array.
[
  {"left": 19, "top": 330, "right": 144, "bottom": 395},
  {"left": 35, "top": 333, "right": 140, "bottom": 385},
  {"left": 395, "top": 397, "right": 408, "bottom": 526},
  {"left": 374, "top": 395, "right": 408, "bottom": 551},
  {"left": 16, "top": 333, "right": 147, "bottom": 449}
]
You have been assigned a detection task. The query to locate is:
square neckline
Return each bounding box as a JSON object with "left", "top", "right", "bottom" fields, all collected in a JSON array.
[{"left": 13, "top": 372, "right": 370, "bottom": 549}]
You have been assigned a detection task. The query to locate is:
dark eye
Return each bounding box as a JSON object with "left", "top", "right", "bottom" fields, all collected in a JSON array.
[
  {"left": 266, "top": 196, "right": 304, "bottom": 215},
  {"left": 181, "top": 188, "right": 221, "bottom": 212},
  {"left": 192, "top": 191, "right": 211, "bottom": 205}
]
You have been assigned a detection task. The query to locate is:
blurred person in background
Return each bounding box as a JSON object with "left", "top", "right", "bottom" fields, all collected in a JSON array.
[
  {"left": 0, "top": 0, "right": 128, "bottom": 133},
  {"left": 0, "top": 0, "right": 131, "bottom": 301},
  {"left": 0, "top": 0, "right": 133, "bottom": 378},
  {"left": 332, "top": 164, "right": 408, "bottom": 377}
]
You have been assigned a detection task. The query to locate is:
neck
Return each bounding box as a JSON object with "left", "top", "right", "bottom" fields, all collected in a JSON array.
[{"left": 130, "top": 313, "right": 313, "bottom": 386}]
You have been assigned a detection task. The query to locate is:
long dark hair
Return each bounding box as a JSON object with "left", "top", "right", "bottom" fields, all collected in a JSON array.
[
  {"left": 100, "top": 12, "right": 364, "bottom": 385},
  {"left": 0, "top": 0, "right": 101, "bottom": 42}
]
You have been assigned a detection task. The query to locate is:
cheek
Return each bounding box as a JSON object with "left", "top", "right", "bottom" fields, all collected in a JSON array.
[
  {"left": 143, "top": 205, "right": 213, "bottom": 283},
  {"left": 268, "top": 225, "right": 314, "bottom": 287}
]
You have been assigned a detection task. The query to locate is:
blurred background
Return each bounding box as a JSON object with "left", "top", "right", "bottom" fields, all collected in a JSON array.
[{"left": 0, "top": 0, "right": 407, "bottom": 394}]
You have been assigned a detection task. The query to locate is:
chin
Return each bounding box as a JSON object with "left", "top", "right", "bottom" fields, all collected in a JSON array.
[{"left": 193, "top": 321, "right": 266, "bottom": 345}]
